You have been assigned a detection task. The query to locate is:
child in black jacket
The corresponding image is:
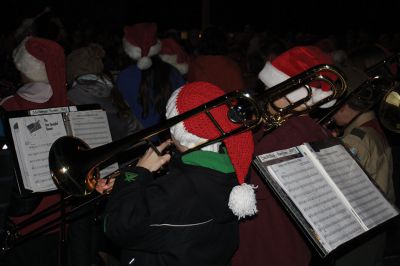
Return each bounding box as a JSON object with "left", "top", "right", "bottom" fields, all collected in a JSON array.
[{"left": 99, "top": 82, "right": 256, "bottom": 265}]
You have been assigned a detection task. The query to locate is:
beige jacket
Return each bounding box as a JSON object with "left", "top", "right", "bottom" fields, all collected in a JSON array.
[{"left": 342, "top": 111, "right": 395, "bottom": 203}]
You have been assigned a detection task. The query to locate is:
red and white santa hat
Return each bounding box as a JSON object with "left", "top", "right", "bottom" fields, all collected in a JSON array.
[
  {"left": 122, "top": 23, "right": 162, "bottom": 70},
  {"left": 166, "top": 82, "right": 257, "bottom": 219},
  {"left": 159, "top": 38, "right": 189, "bottom": 75},
  {"left": 13, "top": 36, "right": 68, "bottom": 106},
  {"left": 258, "top": 46, "right": 337, "bottom": 108}
]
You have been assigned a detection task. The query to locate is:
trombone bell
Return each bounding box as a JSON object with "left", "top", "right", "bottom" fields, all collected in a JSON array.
[
  {"left": 380, "top": 86, "right": 400, "bottom": 133},
  {"left": 49, "top": 136, "right": 98, "bottom": 196}
]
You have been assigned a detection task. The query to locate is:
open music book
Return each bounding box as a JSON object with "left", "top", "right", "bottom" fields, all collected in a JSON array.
[
  {"left": 5, "top": 105, "right": 118, "bottom": 194},
  {"left": 253, "top": 138, "right": 399, "bottom": 257}
]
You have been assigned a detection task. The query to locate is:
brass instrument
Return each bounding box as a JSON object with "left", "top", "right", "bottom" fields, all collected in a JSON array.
[
  {"left": 311, "top": 52, "right": 400, "bottom": 134},
  {"left": 365, "top": 52, "right": 400, "bottom": 80},
  {"left": 316, "top": 75, "right": 391, "bottom": 127},
  {"left": 379, "top": 82, "right": 400, "bottom": 133},
  {"left": 49, "top": 64, "right": 347, "bottom": 197},
  {"left": 1, "top": 64, "right": 347, "bottom": 253},
  {"left": 368, "top": 53, "right": 400, "bottom": 133},
  {"left": 260, "top": 64, "right": 347, "bottom": 131},
  {"left": 49, "top": 91, "right": 263, "bottom": 197}
]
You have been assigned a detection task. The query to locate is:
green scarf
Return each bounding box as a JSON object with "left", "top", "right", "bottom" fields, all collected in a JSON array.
[{"left": 181, "top": 149, "right": 234, "bottom": 173}]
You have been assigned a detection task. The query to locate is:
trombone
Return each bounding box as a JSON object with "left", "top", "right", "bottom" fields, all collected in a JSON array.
[
  {"left": 372, "top": 53, "right": 400, "bottom": 133},
  {"left": 49, "top": 63, "right": 346, "bottom": 197},
  {"left": 315, "top": 75, "right": 391, "bottom": 128},
  {"left": 380, "top": 82, "right": 400, "bottom": 133},
  {"left": 314, "top": 53, "right": 400, "bottom": 133},
  {"left": 365, "top": 52, "right": 400, "bottom": 80},
  {"left": 2, "top": 64, "right": 347, "bottom": 252}
]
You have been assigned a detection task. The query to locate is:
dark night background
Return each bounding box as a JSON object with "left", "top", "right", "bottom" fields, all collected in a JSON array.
[{"left": 1, "top": 0, "right": 400, "bottom": 34}]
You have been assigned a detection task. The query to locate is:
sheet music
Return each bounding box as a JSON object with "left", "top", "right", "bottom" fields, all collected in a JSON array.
[
  {"left": 68, "top": 110, "right": 118, "bottom": 177},
  {"left": 9, "top": 114, "right": 67, "bottom": 192},
  {"left": 254, "top": 140, "right": 399, "bottom": 256},
  {"left": 316, "top": 144, "right": 399, "bottom": 229},
  {"left": 267, "top": 149, "right": 365, "bottom": 252}
]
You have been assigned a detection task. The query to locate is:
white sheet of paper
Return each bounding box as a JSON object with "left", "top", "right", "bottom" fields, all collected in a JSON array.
[
  {"left": 316, "top": 145, "right": 399, "bottom": 229},
  {"left": 68, "top": 110, "right": 118, "bottom": 177},
  {"left": 9, "top": 114, "right": 67, "bottom": 192},
  {"left": 267, "top": 147, "right": 365, "bottom": 252}
]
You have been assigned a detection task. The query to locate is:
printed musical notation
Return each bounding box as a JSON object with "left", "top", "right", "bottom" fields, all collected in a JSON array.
[
  {"left": 8, "top": 107, "right": 116, "bottom": 193},
  {"left": 10, "top": 114, "right": 67, "bottom": 192},
  {"left": 68, "top": 110, "right": 118, "bottom": 177},
  {"left": 268, "top": 152, "right": 364, "bottom": 251},
  {"left": 316, "top": 145, "right": 397, "bottom": 229},
  {"left": 253, "top": 140, "right": 399, "bottom": 256}
]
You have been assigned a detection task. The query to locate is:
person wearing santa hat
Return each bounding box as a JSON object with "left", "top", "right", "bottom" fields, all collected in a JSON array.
[
  {"left": 116, "top": 22, "right": 186, "bottom": 130},
  {"left": 1, "top": 36, "right": 67, "bottom": 266},
  {"left": 159, "top": 38, "right": 189, "bottom": 76},
  {"left": 232, "top": 46, "right": 339, "bottom": 266},
  {"left": 0, "top": 36, "right": 67, "bottom": 110},
  {"left": 100, "top": 82, "right": 256, "bottom": 266}
]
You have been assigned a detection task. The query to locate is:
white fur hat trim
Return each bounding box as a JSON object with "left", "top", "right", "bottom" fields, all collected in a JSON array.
[
  {"left": 148, "top": 40, "right": 162, "bottom": 57},
  {"left": 122, "top": 38, "right": 162, "bottom": 60},
  {"left": 258, "top": 61, "right": 335, "bottom": 108},
  {"left": 122, "top": 38, "right": 142, "bottom": 60},
  {"left": 13, "top": 37, "right": 48, "bottom": 83},
  {"left": 166, "top": 87, "right": 221, "bottom": 152},
  {"left": 159, "top": 54, "right": 188, "bottom": 75}
]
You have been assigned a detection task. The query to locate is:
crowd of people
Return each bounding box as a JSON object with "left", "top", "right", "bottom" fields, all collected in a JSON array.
[{"left": 0, "top": 8, "right": 399, "bottom": 266}]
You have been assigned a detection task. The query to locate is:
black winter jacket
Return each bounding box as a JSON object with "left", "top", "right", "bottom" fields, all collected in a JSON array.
[{"left": 103, "top": 154, "right": 239, "bottom": 266}]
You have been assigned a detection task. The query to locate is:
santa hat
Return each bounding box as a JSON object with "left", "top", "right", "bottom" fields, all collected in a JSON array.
[
  {"left": 13, "top": 36, "right": 68, "bottom": 106},
  {"left": 122, "top": 23, "right": 162, "bottom": 70},
  {"left": 258, "top": 46, "right": 337, "bottom": 108},
  {"left": 166, "top": 82, "right": 257, "bottom": 219},
  {"left": 159, "top": 38, "right": 189, "bottom": 75}
]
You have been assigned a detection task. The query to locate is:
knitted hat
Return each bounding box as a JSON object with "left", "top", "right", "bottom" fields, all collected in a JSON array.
[
  {"left": 122, "top": 23, "right": 162, "bottom": 70},
  {"left": 159, "top": 38, "right": 189, "bottom": 75},
  {"left": 258, "top": 46, "right": 337, "bottom": 108},
  {"left": 13, "top": 36, "right": 67, "bottom": 106},
  {"left": 66, "top": 43, "right": 105, "bottom": 84},
  {"left": 166, "top": 82, "right": 257, "bottom": 219}
]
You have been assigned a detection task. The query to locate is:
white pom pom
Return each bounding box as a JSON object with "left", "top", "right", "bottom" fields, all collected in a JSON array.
[
  {"left": 228, "top": 183, "right": 258, "bottom": 219},
  {"left": 137, "top": 56, "right": 152, "bottom": 70}
]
